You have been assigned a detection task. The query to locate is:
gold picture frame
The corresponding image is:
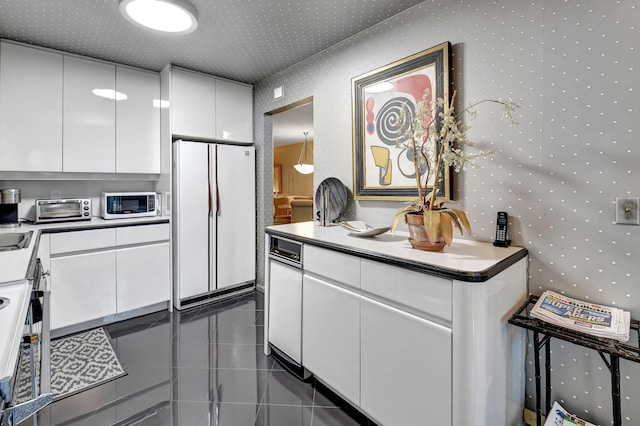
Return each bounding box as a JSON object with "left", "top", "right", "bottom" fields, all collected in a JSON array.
[{"left": 352, "top": 42, "right": 451, "bottom": 200}]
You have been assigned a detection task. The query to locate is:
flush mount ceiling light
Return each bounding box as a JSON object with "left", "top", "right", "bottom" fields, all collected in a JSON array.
[
  {"left": 119, "top": 0, "right": 198, "bottom": 34},
  {"left": 293, "top": 132, "right": 314, "bottom": 175}
]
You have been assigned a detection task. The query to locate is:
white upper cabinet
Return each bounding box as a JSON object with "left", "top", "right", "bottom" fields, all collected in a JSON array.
[
  {"left": 63, "top": 56, "right": 116, "bottom": 172},
  {"left": 116, "top": 67, "right": 161, "bottom": 174},
  {"left": 171, "top": 67, "right": 216, "bottom": 139},
  {"left": 215, "top": 78, "right": 253, "bottom": 143},
  {"left": 169, "top": 66, "right": 253, "bottom": 142},
  {"left": 0, "top": 42, "right": 63, "bottom": 172}
]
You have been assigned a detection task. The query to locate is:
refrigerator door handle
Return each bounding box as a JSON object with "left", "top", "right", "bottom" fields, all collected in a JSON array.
[
  {"left": 215, "top": 145, "right": 221, "bottom": 216},
  {"left": 216, "top": 178, "right": 221, "bottom": 216},
  {"left": 208, "top": 146, "right": 216, "bottom": 217}
]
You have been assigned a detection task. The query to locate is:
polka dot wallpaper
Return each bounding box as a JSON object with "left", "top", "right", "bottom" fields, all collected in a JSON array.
[{"left": 254, "top": 1, "right": 640, "bottom": 423}]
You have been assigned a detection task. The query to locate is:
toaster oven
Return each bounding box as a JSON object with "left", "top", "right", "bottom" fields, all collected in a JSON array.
[{"left": 35, "top": 198, "right": 92, "bottom": 223}]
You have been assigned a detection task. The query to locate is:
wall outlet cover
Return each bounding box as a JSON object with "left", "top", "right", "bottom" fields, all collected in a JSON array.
[{"left": 615, "top": 197, "right": 640, "bottom": 225}]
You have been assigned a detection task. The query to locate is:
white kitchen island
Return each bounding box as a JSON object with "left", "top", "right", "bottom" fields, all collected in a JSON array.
[{"left": 264, "top": 221, "right": 529, "bottom": 426}]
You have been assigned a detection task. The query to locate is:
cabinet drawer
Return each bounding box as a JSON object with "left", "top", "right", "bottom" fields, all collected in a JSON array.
[
  {"left": 361, "top": 259, "right": 452, "bottom": 322},
  {"left": 50, "top": 228, "right": 116, "bottom": 254},
  {"left": 116, "top": 223, "right": 170, "bottom": 245},
  {"left": 303, "top": 245, "right": 360, "bottom": 289}
]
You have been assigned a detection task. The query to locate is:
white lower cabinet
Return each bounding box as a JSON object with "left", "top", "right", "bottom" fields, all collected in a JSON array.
[
  {"left": 360, "top": 296, "right": 452, "bottom": 426},
  {"left": 49, "top": 224, "right": 170, "bottom": 332},
  {"left": 50, "top": 250, "right": 117, "bottom": 330},
  {"left": 302, "top": 274, "right": 360, "bottom": 405},
  {"left": 116, "top": 242, "right": 170, "bottom": 313}
]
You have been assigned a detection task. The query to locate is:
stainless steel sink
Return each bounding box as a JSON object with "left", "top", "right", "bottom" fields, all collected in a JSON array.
[{"left": 0, "top": 231, "right": 33, "bottom": 251}]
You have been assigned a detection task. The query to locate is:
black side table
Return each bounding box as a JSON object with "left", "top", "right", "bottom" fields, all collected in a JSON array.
[{"left": 509, "top": 295, "right": 640, "bottom": 426}]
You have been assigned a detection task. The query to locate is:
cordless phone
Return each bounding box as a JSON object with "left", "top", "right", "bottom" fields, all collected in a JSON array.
[{"left": 493, "top": 211, "right": 511, "bottom": 247}]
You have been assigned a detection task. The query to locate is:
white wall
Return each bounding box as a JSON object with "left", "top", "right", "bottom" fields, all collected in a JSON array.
[{"left": 253, "top": 0, "right": 640, "bottom": 423}]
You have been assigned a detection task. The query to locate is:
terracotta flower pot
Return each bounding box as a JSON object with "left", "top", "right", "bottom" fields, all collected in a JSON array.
[{"left": 405, "top": 212, "right": 446, "bottom": 252}]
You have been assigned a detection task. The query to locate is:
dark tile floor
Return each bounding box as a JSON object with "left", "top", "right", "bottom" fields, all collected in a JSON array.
[{"left": 30, "top": 290, "right": 374, "bottom": 426}]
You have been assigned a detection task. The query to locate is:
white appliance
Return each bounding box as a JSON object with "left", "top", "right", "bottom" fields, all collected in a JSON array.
[
  {"left": 172, "top": 140, "right": 256, "bottom": 309},
  {"left": 101, "top": 192, "right": 158, "bottom": 219}
]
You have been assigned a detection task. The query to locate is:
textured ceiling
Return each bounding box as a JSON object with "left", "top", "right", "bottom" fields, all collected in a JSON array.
[{"left": 0, "top": 0, "right": 423, "bottom": 84}]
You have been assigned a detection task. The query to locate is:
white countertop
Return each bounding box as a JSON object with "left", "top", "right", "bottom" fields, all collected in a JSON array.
[
  {"left": 266, "top": 221, "right": 527, "bottom": 281},
  {"left": 0, "top": 279, "right": 31, "bottom": 386}
]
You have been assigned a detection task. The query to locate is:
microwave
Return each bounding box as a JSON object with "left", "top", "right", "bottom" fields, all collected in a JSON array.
[
  {"left": 35, "top": 198, "right": 92, "bottom": 223},
  {"left": 101, "top": 192, "right": 157, "bottom": 219}
]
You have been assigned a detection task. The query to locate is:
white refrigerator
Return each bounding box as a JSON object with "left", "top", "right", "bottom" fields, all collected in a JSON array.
[{"left": 172, "top": 139, "right": 256, "bottom": 308}]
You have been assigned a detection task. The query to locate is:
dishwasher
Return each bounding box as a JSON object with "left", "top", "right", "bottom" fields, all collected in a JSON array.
[{"left": 266, "top": 234, "right": 310, "bottom": 380}]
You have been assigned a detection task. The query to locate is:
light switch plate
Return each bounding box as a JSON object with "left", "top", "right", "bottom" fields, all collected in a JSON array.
[{"left": 615, "top": 197, "right": 640, "bottom": 225}]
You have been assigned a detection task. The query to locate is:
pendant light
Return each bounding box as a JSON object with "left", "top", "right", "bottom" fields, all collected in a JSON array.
[
  {"left": 293, "top": 132, "right": 314, "bottom": 175},
  {"left": 119, "top": 0, "right": 198, "bottom": 34}
]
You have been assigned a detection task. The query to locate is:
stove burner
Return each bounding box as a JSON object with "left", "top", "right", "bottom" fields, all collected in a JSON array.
[{"left": 0, "top": 296, "right": 9, "bottom": 311}]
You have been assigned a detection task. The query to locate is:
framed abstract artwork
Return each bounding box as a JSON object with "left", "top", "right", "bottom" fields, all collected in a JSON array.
[{"left": 352, "top": 41, "right": 451, "bottom": 200}]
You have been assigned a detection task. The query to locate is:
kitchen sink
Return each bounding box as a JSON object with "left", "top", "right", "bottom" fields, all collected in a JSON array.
[{"left": 0, "top": 231, "right": 33, "bottom": 251}]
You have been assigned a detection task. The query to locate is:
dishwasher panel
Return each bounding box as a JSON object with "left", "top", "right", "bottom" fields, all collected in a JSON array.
[{"left": 267, "top": 259, "right": 303, "bottom": 364}]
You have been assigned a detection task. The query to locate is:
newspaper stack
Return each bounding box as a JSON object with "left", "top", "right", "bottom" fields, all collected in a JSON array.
[
  {"left": 531, "top": 290, "right": 631, "bottom": 342},
  {"left": 543, "top": 401, "right": 596, "bottom": 426}
]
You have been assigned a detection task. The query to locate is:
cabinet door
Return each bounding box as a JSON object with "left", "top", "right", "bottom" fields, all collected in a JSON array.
[
  {"left": 50, "top": 251, "right": 117, "bottom": 330},
  {"left": 302, "top": 274, "right": 360, "bottom": 405},
  {"left": 360, "top": 296, "right": 452, "bottom": 426},
  {"left": 115, "top": 67, "right": 160, "bottom": 174},
  {"left": 171, "top": 68, "right": 215, "bottom": 139},
  {"left": 0, "top": 42, "right": 63, "bottom": 172},
  {"left": 215, "top": 78, "right": 252, "bottom": 143},
  {"left": 116, "top": 242, "right": 170, "bottom": 313},
  {"left": 63, "top": 56, "right": 115, "bottom": 172}
]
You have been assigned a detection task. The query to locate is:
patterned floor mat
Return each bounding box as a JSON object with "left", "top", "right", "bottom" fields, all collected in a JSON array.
[{"left": 15, "top": 327, "right": 126, "bottom": 402}]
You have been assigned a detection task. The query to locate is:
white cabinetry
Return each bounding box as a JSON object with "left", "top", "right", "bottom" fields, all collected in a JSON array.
[
  {"left": 0, "top": 41, "right": 63, "bottom": 172},
  {"left": 170, "top": 67, "right": 216, "bottom": 139},
  {"left": 360, "top": 296, "right": 452, "bottom": 426},
  {"left": 49, "top": 223, "right": 170, "bottom": 332},
  {"left": 0, "top": 41, "right": 161, "bottom": 175},
  {"left": 169, "top": 66, "right": 253, "bottom": 143},
  {"left": 359, "top": 259, "right": 453, "bottom": 426},
  {"left": 215, "top": 78, "right": 253, "bottom": 143},
  {"left": 115, "top": 224, "right": 170, "bottom": 312},
  {"left": 63, "top": 56, "right": 116, "bottom": 173},
  {"left": 116, "top": 67, "right": 161, "bottom": 174},
  {"left": 50, "top": 229, "right": 117, "bottom": 329},
  {"left": 265, "top": 225, "right": 528, "bottom": 426},
  {"left": 301, "top": 245, "right": 361, "bottom": 405},
  {"left": 302, "top": 274, "right": 360, "bottom": 405}
]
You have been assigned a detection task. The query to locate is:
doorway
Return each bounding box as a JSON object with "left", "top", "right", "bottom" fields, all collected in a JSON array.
[{"left": 270, "top": 98, "right": 314, "bottom": 225}]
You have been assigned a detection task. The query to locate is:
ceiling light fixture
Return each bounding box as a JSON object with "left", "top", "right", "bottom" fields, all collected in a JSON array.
[
  {"left": 119, "top": 0, "right": 198, "bottom": 34},
  {"left": 293, "top": 132, "right": 314, "bottom": 175}
]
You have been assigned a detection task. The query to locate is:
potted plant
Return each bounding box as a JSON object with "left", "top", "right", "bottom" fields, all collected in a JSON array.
[{"left": 390, "top": 89, "right": 520, "bottom": 251}]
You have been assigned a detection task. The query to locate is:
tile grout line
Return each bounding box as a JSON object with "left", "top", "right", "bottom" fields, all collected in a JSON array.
[{"left": 253, "top": 354, "right": 275, "bottom": 424}]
